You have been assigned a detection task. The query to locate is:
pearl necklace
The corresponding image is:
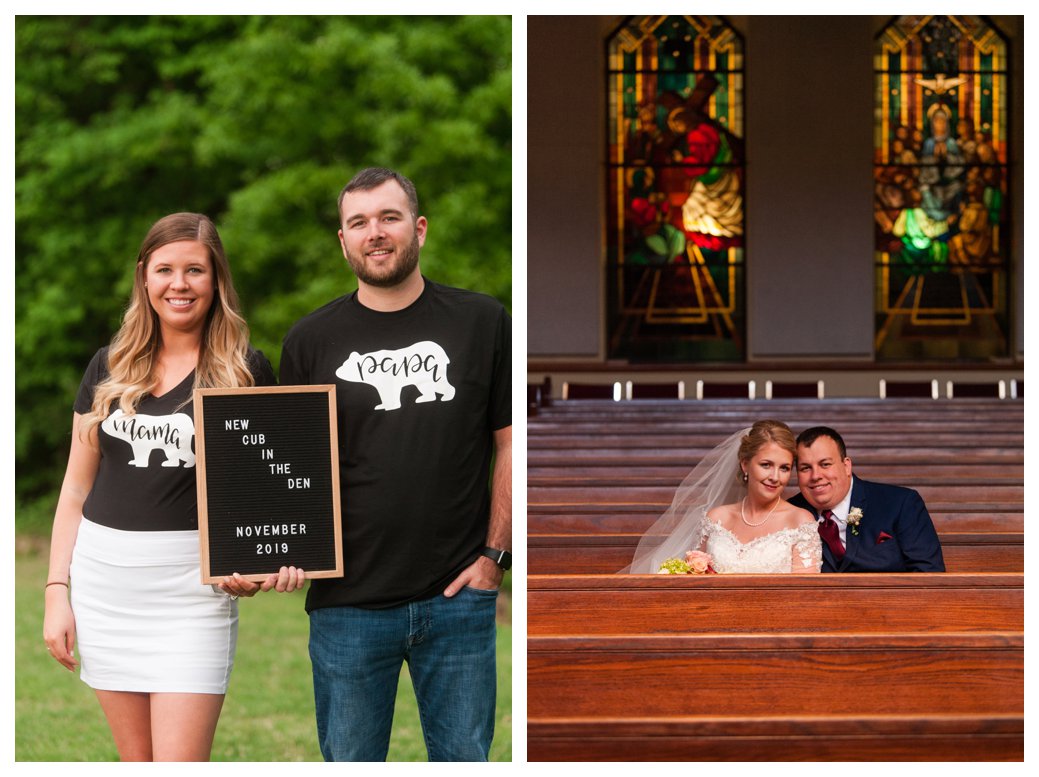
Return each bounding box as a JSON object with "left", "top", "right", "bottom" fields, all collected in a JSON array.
[{"left": 740, "top": 495, "right": 781, "bottom": 527}]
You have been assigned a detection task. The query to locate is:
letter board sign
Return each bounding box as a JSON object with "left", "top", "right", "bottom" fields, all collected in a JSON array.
[{"left": 194, "top": 385, "right": 343, "bottom": 583}]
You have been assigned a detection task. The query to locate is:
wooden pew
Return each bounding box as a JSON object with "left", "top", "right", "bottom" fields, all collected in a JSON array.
[
  {"left": 527, "top": 397, "right": 1023, "bottom": 760},
  {"left": 526, "top": 532, "right": 1024, "bottom": 574},
  {"left": 528, "top": 448, "right": 1024, "bottom": 467},
  {"left": 529, "top": 406, "right": 1022, "bottom": 449},
  {"left": 527, "top": 483, "right": 1023, "bottom": 508},
  {"left": 528, "top": 412, "right": 1023, "bottom": 432},
  {"left": 529, "top": 633, "right": 1023, "bottom": 760},
  {"left": 527, "top": 573, "right": 1023, "bottom": 635},
  {"left": 527, "top": 574, "right": 1024, "bottom": 759},
  {"left": 527, "top": 574, "right": 1023, "bottom": 760},
  {"left": 529, "top": 715, "right": 1023, "bottom": 761},
  {"left": 527, "top": 506, "right": 1023, "bottom": 535},
  {"left": 529, "top": 632, "right": 1023, "bottom": 716},
  {"left": 531, "top": 424, "right": 1021, "bottom": 451},
  {"left": 528, "top": 420, "right": 1024, "bottom": 436},
  {"left": 527, "top": 463, "right": 1025, "bottom": 482}
]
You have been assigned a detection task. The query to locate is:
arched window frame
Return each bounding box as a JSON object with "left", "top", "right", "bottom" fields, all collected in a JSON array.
[
  {"left": 605, "top": 15, "right": 746, "bottom": 363},
  {"left": 873, "top": 15, "right": 1011, "bottom": 361}
]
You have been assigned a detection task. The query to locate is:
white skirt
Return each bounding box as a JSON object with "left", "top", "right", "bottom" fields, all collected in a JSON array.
[{"left": 70, "top": 518, "right": 238, "bottom": 694}]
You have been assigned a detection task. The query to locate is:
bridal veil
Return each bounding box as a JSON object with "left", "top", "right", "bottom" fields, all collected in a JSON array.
[{"left": 623, "top": 427, "right": 749, "bottom": 574}]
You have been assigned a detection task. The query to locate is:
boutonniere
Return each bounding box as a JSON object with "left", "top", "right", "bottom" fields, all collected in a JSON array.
[{"left": 847, "top": 507, "right": 864, "bottom": 536}]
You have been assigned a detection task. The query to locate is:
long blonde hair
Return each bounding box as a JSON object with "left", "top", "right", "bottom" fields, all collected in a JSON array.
[{"left": 80, "top": 213, "right": 255, "bottom": 437}]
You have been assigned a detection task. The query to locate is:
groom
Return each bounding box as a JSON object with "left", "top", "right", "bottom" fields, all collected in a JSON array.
[{"left": 790, "top": 426, "right": 945, "bottom": 572}]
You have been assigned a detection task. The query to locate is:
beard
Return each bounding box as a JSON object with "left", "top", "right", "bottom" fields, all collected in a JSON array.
[{"left": 345, "top": 230, "right": 422, "bottom": 288}]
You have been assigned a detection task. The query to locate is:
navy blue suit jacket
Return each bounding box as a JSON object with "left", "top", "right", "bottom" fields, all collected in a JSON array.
[{"left": 789, "top": 477, "right": 945, "bottom": 573}]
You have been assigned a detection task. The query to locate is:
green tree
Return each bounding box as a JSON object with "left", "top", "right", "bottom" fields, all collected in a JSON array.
[{"left": 15, "top": 16, "right": 512, "bottom": 518}]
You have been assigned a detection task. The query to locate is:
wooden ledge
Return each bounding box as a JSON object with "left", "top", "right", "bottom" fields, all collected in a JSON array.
[
  {"left": 528, "top": 714, "right": 1024, "bottom": 737},
  {"left": 527, "top": 532, "right": 1024, "bottom": 546},
  {"left": 529, "top": 632, "right": 1024, "bottom": 652},
  {"left": 528, "top": 572, "right": 1023, "bottom": 590}
]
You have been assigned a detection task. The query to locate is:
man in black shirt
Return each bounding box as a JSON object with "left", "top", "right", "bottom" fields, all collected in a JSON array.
[{"left": 279, "top": 168, "right": 511, "bottom": 761}]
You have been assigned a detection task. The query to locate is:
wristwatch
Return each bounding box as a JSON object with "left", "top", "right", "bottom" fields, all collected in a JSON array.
[{"left": 481, "top": 546, "right": 512, "bottom": 570}]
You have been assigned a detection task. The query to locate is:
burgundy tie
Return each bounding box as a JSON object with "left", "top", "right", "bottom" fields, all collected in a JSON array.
[{"left": 818, "top": 509, "right": 845, "bottom": 562}]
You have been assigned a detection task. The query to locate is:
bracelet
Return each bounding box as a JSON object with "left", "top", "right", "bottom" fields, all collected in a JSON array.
[{"left": 45, "top": 581, "right": 69, "bottom": 589}]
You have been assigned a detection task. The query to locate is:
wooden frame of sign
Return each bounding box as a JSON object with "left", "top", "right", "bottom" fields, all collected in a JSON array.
[{"left": 194, "top": 385, "right": 343, "bottom": 584}]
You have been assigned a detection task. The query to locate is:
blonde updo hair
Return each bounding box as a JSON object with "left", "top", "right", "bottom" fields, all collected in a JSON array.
[{"left": 737, "top": 420, "right": 797, "bottom": 479}]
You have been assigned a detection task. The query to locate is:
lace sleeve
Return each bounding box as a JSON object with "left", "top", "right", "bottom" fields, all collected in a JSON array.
[
  {"left": 695, "top": 512, "right": 712, "bottom": 552},
  {"left": 791, "top": 523, "right": 822, "bottom": 573}
]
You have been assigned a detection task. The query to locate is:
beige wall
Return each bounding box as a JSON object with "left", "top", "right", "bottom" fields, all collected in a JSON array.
[
  {"left": 527, "top": 16, "right": 604, "bottom": 357},
  {"left": 527, "top": 15, "right": 1025, "bottom": 363}
]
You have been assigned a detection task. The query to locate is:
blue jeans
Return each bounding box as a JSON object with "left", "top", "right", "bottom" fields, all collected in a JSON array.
[{"left": 308, "top": 586, "right": 498, "bottom": 761}]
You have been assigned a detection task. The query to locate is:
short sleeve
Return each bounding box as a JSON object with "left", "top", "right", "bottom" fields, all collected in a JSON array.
[
  {"left": 279, "top": 333, "right": 305, "bottom": 386},
  {"left": 488, "top": 305, "right": 511, "bottom": 431},
  {"left": 248, "top": 348, "right": 278, "bottom": 387},
  {"left": 74, "top": 348, "right": 108, "bottom": 414},
  {"left": 792, "top": 522, "right": 823, "bottom": 572}
]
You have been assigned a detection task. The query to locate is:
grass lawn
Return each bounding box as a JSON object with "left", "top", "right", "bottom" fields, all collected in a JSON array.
[{"left": 15, "top": 544, "right": 511, "bottom": 761}]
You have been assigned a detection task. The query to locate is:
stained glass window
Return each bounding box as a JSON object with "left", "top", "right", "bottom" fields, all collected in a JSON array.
[
  {"left": 874, "top": 16, "right": 1010, "bottom": 361},
  {"left": 606, "top": 16, "right": 745, "bottom": 362}
]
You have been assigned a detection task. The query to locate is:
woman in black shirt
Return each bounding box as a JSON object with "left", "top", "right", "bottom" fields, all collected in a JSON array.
[{"left": 42, "top": 212, "right": 302, "bottom": 761}]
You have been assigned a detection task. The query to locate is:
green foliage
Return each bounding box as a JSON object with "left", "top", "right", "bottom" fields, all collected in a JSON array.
[{"left": 15, "top": 15, "right": 512, "bottom": 508}]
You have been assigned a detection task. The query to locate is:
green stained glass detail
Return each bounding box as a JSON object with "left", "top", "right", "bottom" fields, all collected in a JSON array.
[{"left": 874, "top": 15, "right": 1010, "bottom": 361}]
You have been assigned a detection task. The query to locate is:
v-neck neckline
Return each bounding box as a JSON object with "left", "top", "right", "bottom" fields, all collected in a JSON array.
[{"left": 150, "top": 368, "right": 196, "bottom": 400}]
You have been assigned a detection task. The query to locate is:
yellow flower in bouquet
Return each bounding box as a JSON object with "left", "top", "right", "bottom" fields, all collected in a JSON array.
[{"left": 657, "top": 558, "right": 691, "bottom": 574}]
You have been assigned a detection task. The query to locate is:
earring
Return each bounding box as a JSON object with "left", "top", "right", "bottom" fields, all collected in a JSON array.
[{"left": 742, "top": 471, "right": 748, "bottom": 483}]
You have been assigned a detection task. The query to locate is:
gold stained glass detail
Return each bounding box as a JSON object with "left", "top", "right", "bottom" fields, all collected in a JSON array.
[
  {"left": 606, "top": 15, "right": 745, "bottom": 361},
  {"left": 873, "top": 15, "right": 1010, "bottom": 361}
]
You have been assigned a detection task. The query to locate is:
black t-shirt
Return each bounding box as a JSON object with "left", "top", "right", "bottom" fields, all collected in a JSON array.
[
  {"left": 280, "top": 278, "right": 511, "bottom": 611},
  {"left": 74, "top": 347, "right": 277, "bottom": 531}
]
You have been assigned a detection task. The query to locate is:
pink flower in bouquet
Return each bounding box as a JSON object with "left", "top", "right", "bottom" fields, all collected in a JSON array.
[{"left": 684, "top": 550, "right": 714, "bottom": 574}]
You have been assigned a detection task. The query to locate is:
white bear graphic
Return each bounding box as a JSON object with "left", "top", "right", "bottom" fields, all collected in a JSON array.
[
  {"left": 101, "top": 409, "right": 196, "bottom": 468},
  {"left": 336, "top": 340, "right": 456, "bottom": 412}
]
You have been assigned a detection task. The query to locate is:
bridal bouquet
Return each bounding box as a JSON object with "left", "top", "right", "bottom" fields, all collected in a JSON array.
[{"left": 658, "top": 550, "right": 716, "bottom": 575}]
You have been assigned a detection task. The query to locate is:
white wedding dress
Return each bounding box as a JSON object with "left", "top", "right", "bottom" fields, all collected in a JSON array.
[
  {"left": 702, "top": 520, "right": 822, "bottom": 574},
  {"left": 624, "top": 427, "right": 824, "bottom": 575}
]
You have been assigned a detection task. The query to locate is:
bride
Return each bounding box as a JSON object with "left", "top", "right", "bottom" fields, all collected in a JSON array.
[{"left": 626, "top": 420, "right": 822, "bottom": 574}]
